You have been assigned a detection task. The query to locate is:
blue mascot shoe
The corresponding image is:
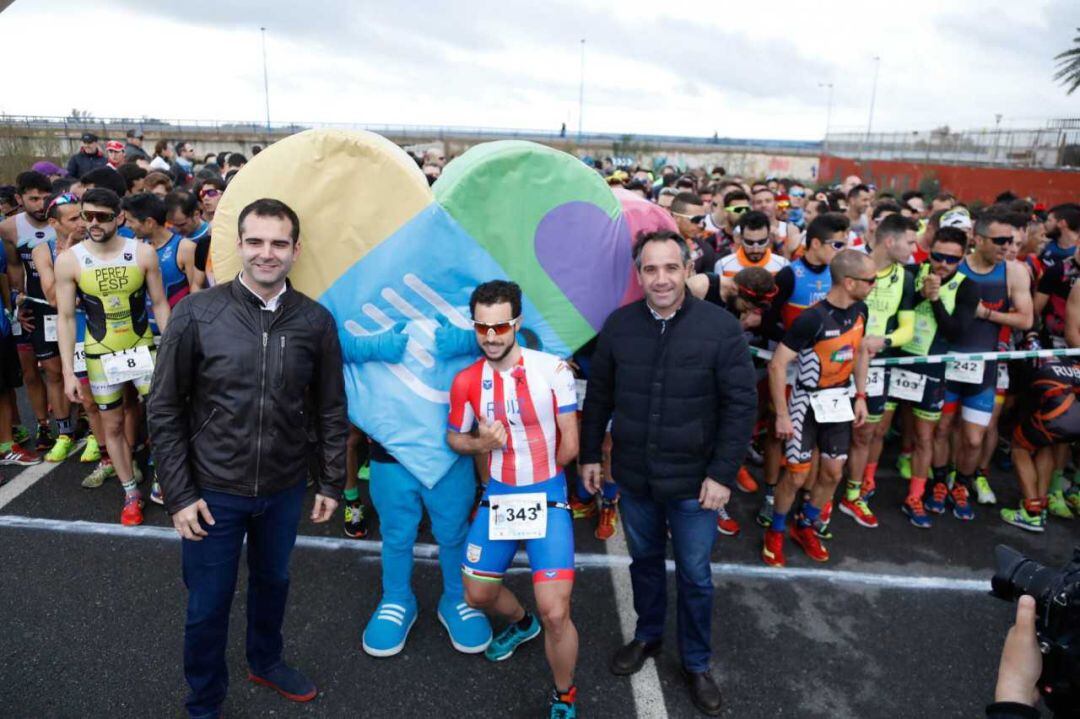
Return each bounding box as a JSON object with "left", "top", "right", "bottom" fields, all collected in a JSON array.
[
  {"left": 437, "top": 596, "right": 492, "bottom": 654},
  {"left": 362, "top": 600, "right": 418, "bottom": 657}
]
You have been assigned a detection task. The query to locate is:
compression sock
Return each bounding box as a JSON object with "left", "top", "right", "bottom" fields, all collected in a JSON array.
[
  {"left": 1050, "top": 469, "right": 1065, "bottom": 494},
  {"left": 515, "top": 610, "right": 535, "bottom": 631},
  {"left": 907, "top": 477, "right": 927, "bottom": 502},
  {"left": 932, "top": 465, "right": 949, "bottom": 486},
  {"left": 344, "top": 486, "right": 360, "bottom": 503},
  {"left": 121, "top": 477, "right": 140, "bottom": 499},
  {"left": 56, "top": 416, "right": 74, "bottom": 437},
  {"left": 770, "top": 511, "right": 788, "bottom": 533},
  {"left": 798, "top": 501, "right": 821, "bottom": 529}
]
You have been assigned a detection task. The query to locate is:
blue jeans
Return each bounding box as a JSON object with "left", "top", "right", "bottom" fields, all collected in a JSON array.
[
  {"left": 619, "top": 488, "right": 718, "bottom": 673},
  {"left": 181, "top": 480, "right": 306, "bottom": 719}
]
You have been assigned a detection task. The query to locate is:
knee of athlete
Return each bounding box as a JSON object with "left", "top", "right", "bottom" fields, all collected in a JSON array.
[
  {"left": 463, "top": 582, "right": 497, "bottom": 610},
  {"left": 787, "top": 470, "right": 809, "bottom": 489},
  {"left": 537, "top": 597, "right": 571, "bottom": 633}
]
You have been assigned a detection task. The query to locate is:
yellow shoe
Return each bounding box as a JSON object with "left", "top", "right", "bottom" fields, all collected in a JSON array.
[
  {"left": 80, "top": 435, "right": 101, "bottom": 463},
  {"left": 44, "top": 435, "right": 75, "bottom": 463}
]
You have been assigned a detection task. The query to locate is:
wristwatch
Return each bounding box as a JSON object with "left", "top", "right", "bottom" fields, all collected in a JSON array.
[{"left": 883, "top": 337, "right": 893, "bottom": 348}]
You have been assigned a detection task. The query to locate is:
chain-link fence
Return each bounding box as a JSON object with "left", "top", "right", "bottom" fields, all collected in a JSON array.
[{"left": 825, "top": 120, "right": 1080, "bottom": 169}]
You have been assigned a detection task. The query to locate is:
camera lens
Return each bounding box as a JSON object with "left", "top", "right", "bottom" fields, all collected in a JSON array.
[{"left": 991, "top": 545, "right": 1057, "bottom": 602}]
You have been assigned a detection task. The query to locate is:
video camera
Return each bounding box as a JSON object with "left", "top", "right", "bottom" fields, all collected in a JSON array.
[{"left": 992, "top": 545, "right": 1080, "bottom": 717}]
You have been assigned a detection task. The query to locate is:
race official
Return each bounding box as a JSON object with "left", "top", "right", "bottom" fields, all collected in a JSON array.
[
  {"left": 148, "top": 198, "right": 348, "bottom": 719},
  {"left": 580, "top": 230, "right": 756, "bottom": 716}
]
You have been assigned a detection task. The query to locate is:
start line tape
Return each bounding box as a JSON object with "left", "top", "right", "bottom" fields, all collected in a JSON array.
[{"left": 747, "top": 345, "right": 1080, "bottom": 366}]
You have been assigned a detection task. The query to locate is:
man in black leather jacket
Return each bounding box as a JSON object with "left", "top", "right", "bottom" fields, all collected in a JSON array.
[{"left": 148, "top": 198, "right": 347, "bottom": 719}]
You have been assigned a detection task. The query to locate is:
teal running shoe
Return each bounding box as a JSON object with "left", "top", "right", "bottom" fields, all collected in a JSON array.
[
  {"left": 485, "top": 611, "right": 541, "bottom": 662},
  {"left": 549, "top": 687, "right": 578, "bottom": 718}
]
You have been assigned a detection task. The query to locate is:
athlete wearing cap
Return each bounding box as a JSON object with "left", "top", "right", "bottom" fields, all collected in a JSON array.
[{"left": 447, "top": 280, "right": 581, "bottom": 719}]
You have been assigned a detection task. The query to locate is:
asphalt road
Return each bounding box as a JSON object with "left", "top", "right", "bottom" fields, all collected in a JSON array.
[{"left": 1, "top": 423, "right": 1077, "bottom": 718}]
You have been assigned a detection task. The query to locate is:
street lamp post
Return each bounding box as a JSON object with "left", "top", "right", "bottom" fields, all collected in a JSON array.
[
  {"left": 818, "top": 82, "right": 834, "bottom": 153},
  {"left": 261, "top": 27, "right": 271, "bottom": 134},
  {"left": 577, "top": 38, "right": 585, "bottom": 142},
  {"left": 864, "top": 56, "right": 880, "bottom": 155}
]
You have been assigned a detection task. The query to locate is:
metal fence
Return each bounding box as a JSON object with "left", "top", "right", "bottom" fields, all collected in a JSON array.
[{"left": 824, "top": 121, "right": 1080, "bottom": 169}]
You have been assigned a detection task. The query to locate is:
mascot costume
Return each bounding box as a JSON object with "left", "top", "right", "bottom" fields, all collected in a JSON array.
[{"left": 212, "top": 131, "right": 636, "bottom": 657}]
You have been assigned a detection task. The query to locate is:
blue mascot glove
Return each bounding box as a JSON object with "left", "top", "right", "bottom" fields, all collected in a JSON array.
[
  {"left": 339, "top": 322, "right": 409, "bottom": 364},
  {"left": 433, "top": 315, "right": 478, "bottom": 359}
]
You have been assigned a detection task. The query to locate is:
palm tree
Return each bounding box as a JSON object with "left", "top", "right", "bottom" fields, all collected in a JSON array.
[{"left": 1055, "top": 28, "right": 1080, "bottom": 94}]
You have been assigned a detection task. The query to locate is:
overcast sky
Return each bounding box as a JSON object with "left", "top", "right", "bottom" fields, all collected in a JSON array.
[{"left": 2, "top": 0, "right": 1077, "bottom": 140}]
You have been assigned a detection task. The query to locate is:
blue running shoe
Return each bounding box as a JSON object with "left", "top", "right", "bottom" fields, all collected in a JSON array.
[
  {"left": 484, "top": 611, "right": 541, "bottom": 662},
  {"left": 438, "top": 596, "right": 492, "bottom": 654},
  {"left": 923, "top": 482, "right": 948, "bottom": 515},
  {"left": 549, "top": 686, "right": 578, "bottom": 718},
  {"left": 902, "top": 496, "right": 933, "bottom": 529},
  {"left": 362, "top": 600, "right": 417, "bottom": 657},
  {"left": 949, "top": 484, "right": 975, "bottom": 521}
]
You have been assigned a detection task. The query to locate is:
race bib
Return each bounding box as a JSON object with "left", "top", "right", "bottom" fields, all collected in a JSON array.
[
  {"left": 945, "top": 358, "right": 984, "bottom": 384},
  {"left": 997, "top": 362, "right": 1010, "bottom": 391},
  {"left": 488, "top": 492, "right": 547, "bottom": 541},
  {"left": 809, "top": 387, "right": 855, "bottom": 423},
  {"left": 73, "top": 342, "right": 87, "bottom": 374},
  {"left": 11, "top": 313, "right": 21, "bottom": 337},
  {"left": 43, "top": 314, "right": 57, "bottom": 343},
  {"left": 100, "top": 346, "right": 154, "bottom": 385},
  {"left": 866, "top": 367, "right": 885, "bottom": 397},
  {"left": 889, "top": 368, "right": 926, "bottom": 402},
  {"left": 575, "top": 379, "right": 587, "bottom": 411}
]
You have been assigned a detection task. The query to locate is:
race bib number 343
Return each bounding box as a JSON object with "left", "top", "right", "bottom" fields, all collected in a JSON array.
[{"left": 489, "top": 492, "right": 547, "bottom": 541}]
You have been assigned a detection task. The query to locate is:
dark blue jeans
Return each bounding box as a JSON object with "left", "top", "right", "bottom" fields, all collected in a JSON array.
[
  {"left": 618, "top": 488, "right": 718, "bottom": 673},
  {"left": 182, "top": 480, "right": 306, "bottom": 719}
]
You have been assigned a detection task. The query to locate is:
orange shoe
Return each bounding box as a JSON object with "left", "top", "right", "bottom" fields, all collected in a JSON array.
[
  {"left": 761, "top": 529, "right": 785, "bottom": 567},
  {"left": 716, "top": 506, "right": 740, "bottom": 536},
  {"left": 736, "top": 467, "right": 759, "bottom": 494},
  {"left": 121, "top": 495, "right": 144, "bottom": 526},
  {"left": 595, "top": 500, "right": 618, "bottom": 540},
  {"left": 790, "top": 524, "right": 829, "bottom": 562},
  {"left": 569, "top": 494, "right": 598, "bottom": 520}
]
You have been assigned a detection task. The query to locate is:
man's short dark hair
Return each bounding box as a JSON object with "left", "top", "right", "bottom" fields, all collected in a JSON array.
[
  {"left": 974, "top": 207, "right": 1013, "bottom": 238},
  {"left": 116, "top": 163, "right": 148, "bottom": 194},
  {"left": 1049, "top": 203, "right": 1080, "bottom": 232},
  {"left": 900, "top": 190, "right": 924, "bottom": 204},
  {"left": 194, "top": 176, "right": 226, "bottom": 196},
  {"left": 931, "top": 226, "right": 969, "bottom": 250},
  {"left": 847, "top": 183, "right": 870, "bottom": 199},
  {"left": 733, "top": 266, "right": 776, "bottom": 305},
  {"left": 165, "top": 190, "right": 201, "bottom": 220},
  {"left": 875, "top": 213, "right": 917, "bottom": 244},
  {"left": 175, "top": 140, "right": 191, "bottom": 154},
  {"left": 15, "top": 170, "right": 52, "bottom": 195},
  {"left": 81, "top": 187, "right": 122, "bottom": 213},
  {"left": 674, "top": 175, "right": 696, "bottom": 190},
  {"left": 122, "top": 192, "right": 167, "bottom": 226},
  {"left": 469, "top": 280, "right": 522, "bottom": 319},
  {"left": 805, "top": 212, "right": 850, "bottom": 247},
  {"left": 737, "top": 210, "right": 770, "bottom": 234},
  {"left": 80, "top": 167, "right": 128, "bottom": 197},
  {"left": 830, "top": 248, "right": 872, "bottom": 284},
  {"left": 871, "top": 200, "right": 904, "bottom": 221},
  {"left": 751, "top": 186, "right": 775, "bottom": 198},
  {"left": 722, "top": 189, "right": 750, "bottom": 207},
  {"left": 237, "top": 198, "right": 300, "bottom": 244},
  {"left": 226, "top": 152, "right": 247, "bottom": 168},
  {"left": 670, "top": 192, "right": 703, "bottom": 216},
  {"left": 51, "top": 177, "right": 77, "bottom": 194},
  {"left": 633, "top": 230, "right": 691, "bottom": 269},
  {"left": 994, "top": 190, "right": 1019, "bottom": 204}
]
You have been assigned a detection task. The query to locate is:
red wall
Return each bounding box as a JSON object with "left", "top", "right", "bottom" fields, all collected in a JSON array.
[{"left": 818, "top": 155, "right": 1080, "bottom": 206}]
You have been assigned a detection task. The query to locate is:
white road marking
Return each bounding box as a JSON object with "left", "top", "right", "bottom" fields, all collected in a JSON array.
[
  {"left": 0, "top": 440, "right": 86, "bottom": 511},
  {"left": 0, "top": 514, "right": 990, "bottom": 593}
]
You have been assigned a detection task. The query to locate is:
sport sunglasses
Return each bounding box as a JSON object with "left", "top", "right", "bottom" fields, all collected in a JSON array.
[
  {"left": 79, "top": 210, "right": 117, "bottom": 223},
  {"left": 930, "top": 252, "right": 962, "bottom": 264},
  {"left": 473, "top": 317, "right": 518, "bottom": 336},
  {"left": 983, "top": 234, "right": 1013, "bottom": 246}
]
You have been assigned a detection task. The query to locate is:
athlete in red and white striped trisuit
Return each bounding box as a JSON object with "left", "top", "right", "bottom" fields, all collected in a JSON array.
[{"left": 448, "top": 347, "right": 578, "bottom": 486}]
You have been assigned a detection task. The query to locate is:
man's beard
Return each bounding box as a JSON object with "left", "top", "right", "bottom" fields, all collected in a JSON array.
[
  {"left": 1047, "top": 226, "right": 1062, "bottom": 241},
  {"left": 27, "top": 210, "right": 46, "bottom": 222},
  {"left": 483, "top": 339, "right": 516, "bottom": 363},
  {"left": 89, "top": 227, "right": 116, "bottom": 243}
]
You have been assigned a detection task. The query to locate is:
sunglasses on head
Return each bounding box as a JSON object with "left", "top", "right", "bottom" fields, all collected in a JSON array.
[
  {"left": 984, "top": 234, "right": 1013, "bottom": 246},
  {"left": 930, "top": 251, "right": 962, "bottom": 264},
  {"left": 47, "top": 193, "right": 79, "bottom": 213},
  {"left": 79, "top": 210, "right": 116, "bottom": 223},
  {"left": 473, "top": 317, "right": 518, "bottom": 336},
  {"left": 725, "top": 205, "right": 750, "bottom": 215},
  {"left": 737, "top": 284, "right": 778, "bottom": 308}
]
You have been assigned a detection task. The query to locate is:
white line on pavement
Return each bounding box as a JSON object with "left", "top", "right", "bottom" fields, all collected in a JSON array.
[
  {"left": 0, "top": 444, "right": 84, "bottom": 510},
  {"left": 0, "top": 514, "right": 991, "bottom": 593},
  {"left": 606, "top": 524, "right": 670, "bottom": 719}
]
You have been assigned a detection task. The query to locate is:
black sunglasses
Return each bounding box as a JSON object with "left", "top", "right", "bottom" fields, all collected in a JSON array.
[
  {"left": 930, "top": 252, "right": 962, "bottom": 264},
  {"left": 848, "top": 275, "right": 877, "bottom": 285},
  {"left": 984, "top": 234, "right": 1013, "bottom": 246},
  {"left": 742, "top": 237, "right": 770, "bottom": 248}
]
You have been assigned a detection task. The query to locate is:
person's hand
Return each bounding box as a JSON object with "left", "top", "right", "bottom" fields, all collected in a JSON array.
[
  {"left": 699, "top": 478, "right": 731, "bottom": 510},
  {"left": 18, "top": 307, "right": 33, "bottom": 333},
  {"left": 862, "top": 336, "right": 886, "bottom": 357},
  {"left": 63, "top": 372, "right": 83, "bottom": 404},
  {"left": 579, "top": 463, "right": 602, "bottom": 495},
  {"left": 994, "top": 595, "right": 1042, "bottom": 706},
  {"left": 172, "top": 499, "right": 215, "bottom": 541},
  {"left": 476, "top": 417, "right": 507, "bottom": 451},
  {"left": 775, "top": 413, "right": 794, "bottom": 440},
  {"left": 310, "top": 494, "right": 338, "bottom": 523},
  {"left": 853, "top": 397, "right": 868, "bottom": 428},
  {"left": 921, "top": 273, "right": 941, "bottom": 301},
  {"left": 740, "top": 311, "right": 762, "bottom": 330}
]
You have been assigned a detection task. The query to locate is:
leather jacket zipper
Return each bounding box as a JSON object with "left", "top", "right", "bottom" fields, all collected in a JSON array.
[
  {"left": 277, "top": 335, "right": 286, "bottom": 384},
  {"left": 191, "top": 407, "right": 218, "bottom": 441},
  {"left": 255, "top": 317, "right": 268, "bottom": 495}
]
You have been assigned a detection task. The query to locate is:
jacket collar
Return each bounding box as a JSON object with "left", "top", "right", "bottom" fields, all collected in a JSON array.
[{"left": 231, "top": 275, "right": 295, "bottom": 312}]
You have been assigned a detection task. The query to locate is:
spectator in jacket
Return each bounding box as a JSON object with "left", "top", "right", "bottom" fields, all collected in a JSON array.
[
  {"left": 124, "top": 129, "right": 150, "bottom": 163},
  {"left": 147, "top": 197, "right": 348, "bottom": 719},
  {"left": 65, "top": 132, "right": 107, "bottom": 179},
  {"left": 580, "top": 230, "right": 756, "bottom": 717}
]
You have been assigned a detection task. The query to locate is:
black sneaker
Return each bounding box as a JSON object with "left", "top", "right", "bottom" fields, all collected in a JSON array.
[
  {"left": 34, "top": 424, "right": 54, "bottom": 453},
  {"left": 344, "top": 501, "right": 368, "bottom": 538}
]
